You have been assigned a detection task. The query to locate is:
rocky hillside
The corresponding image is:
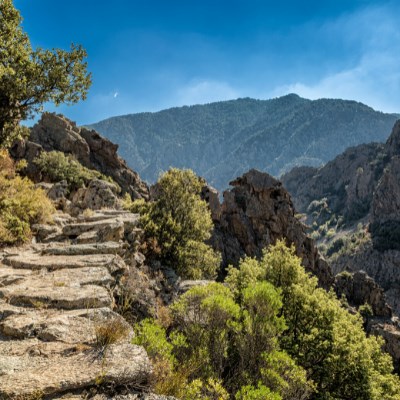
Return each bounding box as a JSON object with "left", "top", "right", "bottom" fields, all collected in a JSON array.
[
  {"left": 282, "top": 120, "right": 400, "bottom": 315},
  {"left": 11, "top": 113, "right": 149, "bottom": 201},
  {"left": 89, "top": 95, "right": 398, "bottom": 191}
]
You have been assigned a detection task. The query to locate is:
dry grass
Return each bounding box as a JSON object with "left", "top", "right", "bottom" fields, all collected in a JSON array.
[{"left": 94, "top": 317, "right": 130, "bottom": 348}]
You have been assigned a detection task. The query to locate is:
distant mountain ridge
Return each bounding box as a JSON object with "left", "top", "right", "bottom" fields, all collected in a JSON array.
[{"left": 88, "top": 94, "right": 399, "bottom": 191}]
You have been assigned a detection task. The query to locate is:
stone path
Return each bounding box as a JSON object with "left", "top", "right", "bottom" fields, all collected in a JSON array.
[{"left": 0, "top": 210, "right": 153, "bottom": 399}]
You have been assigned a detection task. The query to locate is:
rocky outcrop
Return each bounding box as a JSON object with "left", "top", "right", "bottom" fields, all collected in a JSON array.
[
  {"left": 209, "top": 169, "right": 333, "bottom": 288},
  {"left": 12, "top": 112, "right": 149, "bottom": 200},
  {"left": 282, "top": 142, "right": 385, "bottom": 224},
  {"left": 0, "top": 209, "right": 156, "bottom": 398},
  {"left": 335, "top": 270, "right": 392, "bottom": 317}
]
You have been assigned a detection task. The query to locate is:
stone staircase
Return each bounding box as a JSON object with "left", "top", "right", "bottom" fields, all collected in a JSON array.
[{"left": 0, "top": 210, "right": 157, "bottom": 399}]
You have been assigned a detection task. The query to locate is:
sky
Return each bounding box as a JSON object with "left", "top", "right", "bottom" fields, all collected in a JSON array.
[{"left": 14, "top": 0, "right": 400, "bottom": 125}]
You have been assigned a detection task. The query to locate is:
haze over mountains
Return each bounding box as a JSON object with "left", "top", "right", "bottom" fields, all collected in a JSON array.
[{"left": 89, "top": 94, "right": 399, "bottom": 191}]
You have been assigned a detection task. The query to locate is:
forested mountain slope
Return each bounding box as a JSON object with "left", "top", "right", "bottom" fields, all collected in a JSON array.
[{"left": 89, "top": 94, "right": 398, "bottom": 190}]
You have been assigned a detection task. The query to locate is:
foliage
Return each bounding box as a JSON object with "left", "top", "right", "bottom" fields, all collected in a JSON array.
[
  {"left": 0, "top": 0, "right": 91, "bottom": 147},
  {"left": 235, "top": 384, "right": 282, "bottom": 400},
  {"left": 125, "top": 168, "right": 220, "bottom": 279},
  {"left": 33, "top": 151, "right": 116, "bottom": 192},
  {"left": 0, "top": 150, "right": 54, "bottom": 244},
  {"left": 323, "top": 223, "right": 371, "bottom": 262},
  {"left": 134, "top": 280, "right": 312, "bottom": 399},
  {"left": 133, "top": 241, "right": 400, "bottom": 399},
  {"left": 182, "top": 378, "right": 229, "bottom": 400}
]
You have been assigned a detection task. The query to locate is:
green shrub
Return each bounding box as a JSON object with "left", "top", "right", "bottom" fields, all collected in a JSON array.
[
  {"left": 0, "top": 150, "right": 54, "bottom": 245},
  {"left": 125, "top": 168, "right": 221, "bottom": 279},
  {"left": 34, "top": 151, "right": 117, "bottom": 192},
  {"left": 235, "top": 384, "right": 282, "bottom": 400}
]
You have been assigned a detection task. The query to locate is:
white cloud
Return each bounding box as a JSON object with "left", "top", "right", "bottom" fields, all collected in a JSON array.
[
  {"left": 271, "top": 4, "right": 400, "bottom": 113},
  {"left": 175, "top": 79, "right": 240, "bottom": 106}
]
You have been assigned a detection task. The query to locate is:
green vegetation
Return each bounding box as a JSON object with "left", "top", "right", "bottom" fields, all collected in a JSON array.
[
  {"left": 0, "top": 150, "right": 54, "bottom": 245},
  {"left": 133, "top": 240, "right": 400, "bottom": 399},
  {"left": 0, "top": 0, "right": 91, "bottom": 148},
  {"left": 323, "top": 223, "right": 371, "bottom": 261},
  {"left": 33, "top": 151, "right": 116, "bottom": 192},
  {"left": 124, "top": 168, "right": 220, "bottom": 279}
]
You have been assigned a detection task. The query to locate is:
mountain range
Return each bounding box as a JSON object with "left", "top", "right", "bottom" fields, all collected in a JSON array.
[{"left": 89, "top": 94, "right": 399, "bottom": 191}]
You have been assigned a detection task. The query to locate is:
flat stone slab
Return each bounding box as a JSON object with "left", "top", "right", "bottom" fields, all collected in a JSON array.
[
  {"left": 0, "top": 283, "right": 112, "bottom": 309},
  {"left": 0, "top": 265, "right": 32, "bottom": 286},
  {"left": 3, "top": 251, "right": 126, "bottom": 274},
  {"left": 40, "top": 242, "right": 123, "bottom": 256},
  {"left": 63, "top": 214, "right": 139, "bottom": 236},
  {"left": 77, "top": 210, "right": 136, "bottom": 222},
  {"left": 0, "top": 341, "right": 151, "bottom": 397},
  {"left": 0, "top": 307, "right": 132, "bottom": 343}
]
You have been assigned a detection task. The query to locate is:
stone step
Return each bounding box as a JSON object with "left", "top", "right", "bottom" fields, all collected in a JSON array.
[
  {"left": 0, "top": 265, "right": 32, "bottom": 286},
  {"left": 1, "top": 265, "right": 114, "bottom": 291},
  {"left": 77, "top": 210, "right": 137, "bottom": 222},
  {"left": 0, "top": 340, "right": 151, "bottom": 398},
  {"left": 62, "top": 214, "right": 139, "bottom": 237},
  {"left": 39, "top": 242, "right": 123, "bottom": 256},
  {"left": 3, "top": 251, "right": 126, "bottom": 274},
  {"left": 0, "top": 307, "right": 132, "bottom": 343},
  {"left": 0, "top": 283, "right": 112, "bottom": 310}
]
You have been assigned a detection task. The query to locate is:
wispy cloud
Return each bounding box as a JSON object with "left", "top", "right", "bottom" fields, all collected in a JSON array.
[
  {"left": 175, "top": 79, "right": 240, "bottom": 106},
  {"left": 271, "top": 4, "right": 400, "bottom": 113}
]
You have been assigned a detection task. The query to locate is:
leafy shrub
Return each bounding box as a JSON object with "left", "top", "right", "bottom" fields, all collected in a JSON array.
[
  {"left": 0, "top": 150, "right": 54, "bottom": 245},
  {"left": 134, "top": 241, "right": 400, "bottom": 399},
  {"left": 34, "top": 151, "right": 116, "bottom": 192},
  {"left": 125, "top": 168, "right": 221, "bottom": 279},
  {"left": 235, "top": 384, "right": 282, "bottom": 400},
  {"left": 134, "top": 278, "right": 312, "bottom": 399},
  {"left": 226, "top": 240, "right": 400, "bottom": 399}
]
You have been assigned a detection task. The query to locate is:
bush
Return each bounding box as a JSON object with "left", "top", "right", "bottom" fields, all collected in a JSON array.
[
  {"left": 0, "top": 150, "right": 54, "bottom": 245},
  {"left": 34, "top": 151, "right": 117, "bottom": 192},
  {"left": 126, "top": 168, "right": 221, "bottom": 279}
]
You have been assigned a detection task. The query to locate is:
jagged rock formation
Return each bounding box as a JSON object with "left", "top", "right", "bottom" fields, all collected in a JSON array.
[
  {"left": 11, "top": 112, "right": 149, "bottom": 200},
  {"left": 208, "top": 169, "right": 333, "bottom": 288},
  {"left": 0, "top": 209, "right": 162, "bottom": 398},
  {"left": 282, "top": 120, "right": 400, "bottom": 314}
]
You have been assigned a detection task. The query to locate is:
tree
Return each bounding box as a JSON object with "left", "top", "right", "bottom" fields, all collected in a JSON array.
[
  {"left": 127, "top": 168, "right": 221, "bottom": 279},
  {"left": 0, "top": 0, "right": 91, "bottom": 147},
  {"left": 226, "top": 240, "right": 400, "bottom": 399}
]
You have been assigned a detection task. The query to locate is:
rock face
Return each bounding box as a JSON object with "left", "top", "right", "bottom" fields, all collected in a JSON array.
[
  {"left": 209, "top": 169, "right": 333, "bottom": 288},
  {"left": 0, "top": 209, "right": 155, "bottom": 398},
  {"left": 281, "top": 120, "right": 400, "bottom": 312},
  {"left": 12, "top": 112, "right": 149, "bottom": 200},
  {"left": 335, "top": 270, "right": 392, "bottom": 318}
]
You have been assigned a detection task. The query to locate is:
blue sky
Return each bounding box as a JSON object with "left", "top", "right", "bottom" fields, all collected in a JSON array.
[{"left": 14, "top": 0, "right": 400, "bottom": 124}]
